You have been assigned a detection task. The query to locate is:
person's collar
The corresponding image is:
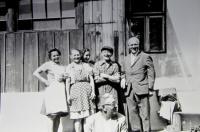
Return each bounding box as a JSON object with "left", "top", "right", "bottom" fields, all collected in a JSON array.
[
  {"left": 101, "top": 111, "right": 111, "bottom": 120},
  {"left": 131, "top": 50, "right": 141, "bottom": 57},
  {"left": 99, "top": 60, "right": 113, "bottom": 66},
  {"left": 50, "top": 60, "right": 60, "bottom": 65},
  {"left": 71, "top": 61, "right": 83, "bottom": 68}
]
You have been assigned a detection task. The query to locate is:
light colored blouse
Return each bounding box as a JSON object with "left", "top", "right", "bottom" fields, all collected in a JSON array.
[{"left": 36, "top": 61, "right": 65, "bottom": 83}]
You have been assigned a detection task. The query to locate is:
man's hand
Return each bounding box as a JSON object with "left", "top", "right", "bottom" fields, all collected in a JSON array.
[
  {"left": 149, "top": 89, "right": 154, "bottom": 96},
  {"left": 90, "top": 92, "right": 96, "bottom": 100},
  {"left": 67, "top": 96, "right": 71, "bottom": 105}
]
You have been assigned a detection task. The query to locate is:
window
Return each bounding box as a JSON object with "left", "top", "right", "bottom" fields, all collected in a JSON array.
[
  {"left": 126, "top": 0, "right": 166, "bottom": 53},
  {"left": 18, "top": 0, "right": 76, "bottom": 30},
  {"left": 0, "top": 1, "right": 6, "bottom": 31},
  {"left": 0, "top": 0, "right": 76, "bottom": 31}
]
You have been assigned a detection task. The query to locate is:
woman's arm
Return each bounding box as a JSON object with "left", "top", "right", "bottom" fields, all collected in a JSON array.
[
  {"left": 89, "top": 75, "right": 95, "bottom": 99},
  {"left": 33, "top": 67, "right": 49, "bottom": 86},
  {"left": 65, "top": 78, "right": 71, "bottom": 104}
]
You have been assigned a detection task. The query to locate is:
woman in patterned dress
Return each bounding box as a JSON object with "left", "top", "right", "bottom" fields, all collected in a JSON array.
[
  {"left": 65, "top": 49, "right": 95, "bottom": 132},
  {"left": 33, "top": 48, "right": 68, "bottom": 132}
]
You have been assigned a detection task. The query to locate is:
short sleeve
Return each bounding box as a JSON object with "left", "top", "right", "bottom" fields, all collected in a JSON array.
[
  {"left": 93, "top": 62, "right": 100, "bottom": 77},
  {"left": 35, "top": 61, "right": 50, "bottom": 73},
  {"left": 113, "top": 63, "right": 120, "bottom": 76},
  {"left": 84, "top": 63, "right": 93, "bottom": 76}
]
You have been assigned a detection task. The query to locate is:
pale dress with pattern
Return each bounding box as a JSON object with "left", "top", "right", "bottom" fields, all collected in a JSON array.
[{"left": 66, "top": 62, "right": 95, "bottom": 119}]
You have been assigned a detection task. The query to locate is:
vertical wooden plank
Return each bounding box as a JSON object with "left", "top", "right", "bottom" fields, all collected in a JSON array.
[
  {"left": 112, "top": 0, "right": 118, "bottom": 32},
  {"left": 5, "top": 33, "right": 23, "bottom": 92},
  {"left": 15, "top": 33, "right": 24, "bottom": 92},
  {"left": 92, "top": 0, "right": 103, "bottom": 61},
  {"left": 84, "top": 0, "right": 93, "bottom": 23},
  {"left": 102, "top": 0, "right": 113, "bottom": 23},
  {"left": 112, "top": 0, "right": 118, "bottom": 61},
  {"left": 38, "top": 31, "right": 55, "bottom": 64},
  {"left": 5, "top": 33, "right": 15, "bottom": 92},
  {"left": 102, "top": 24, "right": 113, "bottom": 47},
  {"left": 75, "top": 2, "right": 84, "bottom": 29},
  {"left": 117, "top": 0, "right": 125, "bottom": 71},
  {"left": 84, "top": 24, "right": 96, "bottom": 61},
  {"left": 92, "top": 0, "right": 102, "bottom": 23},
  {"left": 95, "top": 24, "right": 103, "bottom": 61},
  {"left": 0, "top": 33, "right": 5, "bottom": 93},
  {"left": 24, "top": 32, "right": 38, "bottom": 92},
  {"left": 69, "top": 29, "right": 83, "bottom": 50},
  {"left": 38, "top": 31, "right": 54, "bottom": 91},
  {"left": 101, "top": 0, "right": 114, "bottom": 54},
  {"left": 54, "top": 31, "right": 70, "bottom": 65}
]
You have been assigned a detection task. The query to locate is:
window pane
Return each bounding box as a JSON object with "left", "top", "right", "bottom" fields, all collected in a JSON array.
[
  {"left": 149, "top": 17, "right": 163, "bottom": 51},
  {"left": 18, "top": 20, "right": 33, "bottom": 30},
  {"left": 33, "top": 0, "right": 46, "bottom": 19},
  {"left": 47, "top": 0, "right": 61, "bottom": 18},
  {"left": 62, "top": 0, "right": 75, "bottom": 17},
  {"left": 131, "top": 0, "right": 163, "bottom": 12},
  {"left": 0, "top": 21, "right": 6, "bottom": 31},
  {"left": 18, "top": 0, "right": 32, "bottom": 20},
  {"left": 0, "top": 1, "right": 6, "bottom": 20},
  {"left": 129, "top": 18, "right": 145, "bottom": 50}
]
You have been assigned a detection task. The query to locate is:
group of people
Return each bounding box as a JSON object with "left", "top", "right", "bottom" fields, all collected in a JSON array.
[{"left": 33, "top": 36, "right": 156, "bottom": 132}]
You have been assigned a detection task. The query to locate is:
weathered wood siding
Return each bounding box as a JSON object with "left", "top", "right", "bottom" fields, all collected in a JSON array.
[
  {"left": 0, "top": 30, "right": 83, "bottom": 92},
  {"left": 83, "top": 0, "right": 125, "bottom": 66}
]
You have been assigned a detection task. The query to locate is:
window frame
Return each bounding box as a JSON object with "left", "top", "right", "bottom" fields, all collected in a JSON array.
[
  {"left": 0, "top": 0, "right": 76, "bottom": 31},
  {"left": 17, "top": 0, "right": 75, "bottom": 30},
  {"left": 126, "top": 0, "right": 167, "bottom": 53}
]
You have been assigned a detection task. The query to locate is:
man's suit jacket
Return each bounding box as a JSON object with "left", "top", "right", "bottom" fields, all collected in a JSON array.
[{"left": 124, "top": 51, "right": 155, "bottom": 96}]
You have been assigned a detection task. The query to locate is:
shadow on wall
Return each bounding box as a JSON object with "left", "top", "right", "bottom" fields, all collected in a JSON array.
[{"left": 151, "top": 11, "right": 191, "bottom": 79}]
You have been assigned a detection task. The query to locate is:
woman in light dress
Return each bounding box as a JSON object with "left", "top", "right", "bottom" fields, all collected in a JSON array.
[
  {"left": 33, "top": 48, "right": 68, "bottom": 132},
  {"left": 65, "top": 49, "right": 95, "bottom": 132}
]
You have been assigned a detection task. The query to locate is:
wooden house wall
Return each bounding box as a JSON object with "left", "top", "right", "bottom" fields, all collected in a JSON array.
[
  {"left": 0, "top": 0, "right": 188, "bottom": 92},
  {"left": 0, "top": 0, "right": 126, "bottom": 93},
  {"left": 0, "top": 30, "right": 83, "bottom": 92},
  {"left": 82, "top": 0, "right": 126, "bottom": 67}
]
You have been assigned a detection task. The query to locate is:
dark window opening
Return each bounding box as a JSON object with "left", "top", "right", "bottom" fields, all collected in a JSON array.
[{"left": 126, "top": 0, "right": 166, "bottom": 53}]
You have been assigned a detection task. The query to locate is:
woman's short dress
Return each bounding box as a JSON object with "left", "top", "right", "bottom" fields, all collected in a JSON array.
[
  {"left": 66, "top": 62, "right": 95, "bottom": 119},
  {"left": 38, "top": 61, "right": 68, "bottom": 115}
]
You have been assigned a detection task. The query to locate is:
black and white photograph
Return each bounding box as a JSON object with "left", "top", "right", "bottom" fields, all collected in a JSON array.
[{"left": 0, "top": 0, "right": 200, "bottom": 132}]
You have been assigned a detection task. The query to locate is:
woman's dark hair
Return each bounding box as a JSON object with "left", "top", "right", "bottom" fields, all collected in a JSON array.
[
  {"left": 48, "top": 48, "right": 61, "bottom": 60},
  {"left": 81, "top": 48, "right": 90, "bottom": 62}
]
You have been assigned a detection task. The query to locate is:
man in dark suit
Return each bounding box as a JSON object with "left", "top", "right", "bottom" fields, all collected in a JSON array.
[{"left": 121, "top": 37, "right": 155, "bottom": 132}]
